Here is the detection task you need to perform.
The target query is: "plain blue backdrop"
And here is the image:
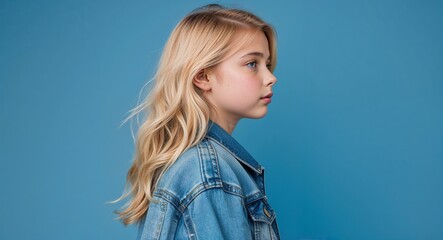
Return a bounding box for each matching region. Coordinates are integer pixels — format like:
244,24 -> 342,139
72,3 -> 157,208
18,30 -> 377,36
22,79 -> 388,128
1,0 -> 442,239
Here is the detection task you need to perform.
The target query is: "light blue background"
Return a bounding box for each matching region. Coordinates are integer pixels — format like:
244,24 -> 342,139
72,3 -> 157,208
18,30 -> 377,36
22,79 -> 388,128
1,0 -> 442,239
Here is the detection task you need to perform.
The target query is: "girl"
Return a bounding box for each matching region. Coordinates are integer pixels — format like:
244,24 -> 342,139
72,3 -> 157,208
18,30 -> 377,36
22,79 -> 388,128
117,4 -> 280,240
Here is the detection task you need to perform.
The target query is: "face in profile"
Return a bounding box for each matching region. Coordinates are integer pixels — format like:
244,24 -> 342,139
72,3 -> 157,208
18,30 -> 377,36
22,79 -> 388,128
204,29 -> 277,125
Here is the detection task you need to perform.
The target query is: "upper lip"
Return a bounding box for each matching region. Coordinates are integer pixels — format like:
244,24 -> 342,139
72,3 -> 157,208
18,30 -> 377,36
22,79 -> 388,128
262,92 -> 273,98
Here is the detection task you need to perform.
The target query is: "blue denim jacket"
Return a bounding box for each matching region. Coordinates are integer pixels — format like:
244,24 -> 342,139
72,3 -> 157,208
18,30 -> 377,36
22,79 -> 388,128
137,122 -> 280,240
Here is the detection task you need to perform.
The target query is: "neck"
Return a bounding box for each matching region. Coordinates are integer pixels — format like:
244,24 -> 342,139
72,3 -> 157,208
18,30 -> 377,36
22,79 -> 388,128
209,116 -> 239,134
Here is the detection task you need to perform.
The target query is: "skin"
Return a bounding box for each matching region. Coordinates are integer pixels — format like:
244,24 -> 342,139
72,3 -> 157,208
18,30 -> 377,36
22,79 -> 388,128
194,30 -> 277,134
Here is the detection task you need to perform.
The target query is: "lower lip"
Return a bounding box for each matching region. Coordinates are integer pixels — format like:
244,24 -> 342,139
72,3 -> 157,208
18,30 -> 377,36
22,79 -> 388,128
261,97 -> 272,103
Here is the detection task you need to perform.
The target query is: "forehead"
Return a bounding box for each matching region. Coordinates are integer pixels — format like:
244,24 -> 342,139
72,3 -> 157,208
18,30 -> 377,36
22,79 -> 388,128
227,29 -> 270,58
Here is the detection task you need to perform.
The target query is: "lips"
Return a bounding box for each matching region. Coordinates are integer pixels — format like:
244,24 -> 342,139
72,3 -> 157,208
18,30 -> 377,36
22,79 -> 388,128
262,93 -> 273,99
261,93 -> 273,103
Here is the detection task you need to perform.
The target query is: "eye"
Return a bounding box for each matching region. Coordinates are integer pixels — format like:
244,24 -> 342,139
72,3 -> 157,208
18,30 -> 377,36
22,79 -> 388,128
246,61 -> 257,69
266,63 -> 272,70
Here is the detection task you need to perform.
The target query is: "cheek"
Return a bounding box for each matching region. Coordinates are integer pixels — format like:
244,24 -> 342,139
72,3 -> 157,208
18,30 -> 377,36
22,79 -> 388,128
213,68 -> 261,98
230,77 -> 260,97
245,77 -> 262,88
238,76 -> 262,96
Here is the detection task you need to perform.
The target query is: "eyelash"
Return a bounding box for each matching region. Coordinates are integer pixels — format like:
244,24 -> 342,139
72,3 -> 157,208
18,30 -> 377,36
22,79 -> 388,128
246,61 -> 258,69
246,60 -> 272,70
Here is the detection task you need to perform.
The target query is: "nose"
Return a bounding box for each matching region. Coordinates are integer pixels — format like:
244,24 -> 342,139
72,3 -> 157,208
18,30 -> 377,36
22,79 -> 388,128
265,70 -> 277,86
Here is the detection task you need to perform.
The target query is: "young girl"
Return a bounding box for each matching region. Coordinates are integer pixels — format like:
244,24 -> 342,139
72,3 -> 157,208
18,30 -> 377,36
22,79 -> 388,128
117,4 -> 280,239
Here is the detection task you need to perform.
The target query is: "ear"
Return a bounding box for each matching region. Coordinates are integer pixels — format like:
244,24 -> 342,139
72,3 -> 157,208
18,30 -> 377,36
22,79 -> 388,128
193,69 -> 212,91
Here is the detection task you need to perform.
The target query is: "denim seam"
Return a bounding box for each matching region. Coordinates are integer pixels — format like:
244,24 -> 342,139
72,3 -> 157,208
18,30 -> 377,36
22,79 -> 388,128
197,139 -> 222,186
246,198 -> 276,224
154,189 -> 182,212
154,202 -> 167,239
206,136 -> 263,174
245,191 -> 265,204
182,208 -> 196,240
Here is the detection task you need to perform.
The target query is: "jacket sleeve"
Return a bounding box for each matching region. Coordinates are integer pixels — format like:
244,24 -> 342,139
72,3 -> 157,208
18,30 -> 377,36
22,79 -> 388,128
137,196 -> 173,240
182,187 -> 252,240
137,188 -> 252,240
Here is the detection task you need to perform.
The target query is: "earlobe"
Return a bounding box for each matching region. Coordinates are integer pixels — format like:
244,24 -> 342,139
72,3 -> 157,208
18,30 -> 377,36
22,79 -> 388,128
193,69 -> 212,91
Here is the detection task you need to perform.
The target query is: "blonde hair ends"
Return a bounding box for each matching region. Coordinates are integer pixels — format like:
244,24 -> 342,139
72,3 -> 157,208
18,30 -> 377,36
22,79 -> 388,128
115,4 -> 277,225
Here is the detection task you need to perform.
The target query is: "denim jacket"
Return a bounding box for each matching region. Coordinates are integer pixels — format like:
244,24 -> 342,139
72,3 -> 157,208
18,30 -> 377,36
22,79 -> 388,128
137,122 -> 280,240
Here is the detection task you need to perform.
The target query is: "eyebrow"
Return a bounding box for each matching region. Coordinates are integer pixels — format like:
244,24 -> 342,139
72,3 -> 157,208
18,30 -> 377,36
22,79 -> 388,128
240,52 -> 270,60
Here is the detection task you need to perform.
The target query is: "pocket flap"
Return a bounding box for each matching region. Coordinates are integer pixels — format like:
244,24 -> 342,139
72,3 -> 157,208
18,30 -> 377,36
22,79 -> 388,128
246,197 -> 276,224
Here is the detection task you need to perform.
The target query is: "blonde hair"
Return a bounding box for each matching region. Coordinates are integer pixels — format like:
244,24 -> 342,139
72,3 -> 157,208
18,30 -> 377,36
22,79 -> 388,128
116,4 -> 277,225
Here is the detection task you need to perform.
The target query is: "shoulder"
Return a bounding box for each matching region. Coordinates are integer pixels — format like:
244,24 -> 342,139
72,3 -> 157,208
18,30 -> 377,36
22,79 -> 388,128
153,138 -> 248,210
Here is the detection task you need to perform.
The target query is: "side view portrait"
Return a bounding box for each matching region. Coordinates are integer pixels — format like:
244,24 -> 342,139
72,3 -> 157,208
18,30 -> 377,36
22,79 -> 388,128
116,4 -> 280,239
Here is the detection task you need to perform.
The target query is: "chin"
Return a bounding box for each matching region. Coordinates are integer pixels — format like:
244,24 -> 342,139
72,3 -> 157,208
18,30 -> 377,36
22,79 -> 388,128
248,110 -> 268,119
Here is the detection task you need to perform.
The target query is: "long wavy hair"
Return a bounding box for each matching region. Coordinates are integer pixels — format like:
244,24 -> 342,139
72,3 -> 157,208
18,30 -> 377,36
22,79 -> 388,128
115,4 -> 277,225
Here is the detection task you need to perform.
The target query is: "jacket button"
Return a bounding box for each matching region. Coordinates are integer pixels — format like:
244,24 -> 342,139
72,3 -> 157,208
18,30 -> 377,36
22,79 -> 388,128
264,207 -> 271,218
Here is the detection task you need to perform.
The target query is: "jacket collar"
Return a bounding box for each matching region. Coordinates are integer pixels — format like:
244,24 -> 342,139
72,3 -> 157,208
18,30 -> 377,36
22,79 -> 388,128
206,121 -> 263,174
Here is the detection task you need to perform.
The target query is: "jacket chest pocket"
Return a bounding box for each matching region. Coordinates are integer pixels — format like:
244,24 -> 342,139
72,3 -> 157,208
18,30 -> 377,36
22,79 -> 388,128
246,197 -> 280,240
